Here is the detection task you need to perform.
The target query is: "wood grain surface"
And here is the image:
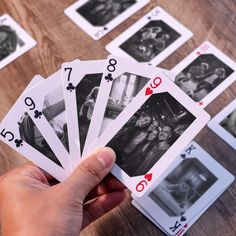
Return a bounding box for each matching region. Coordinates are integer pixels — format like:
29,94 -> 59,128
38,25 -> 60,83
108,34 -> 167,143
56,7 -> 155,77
0,0 -> 236,235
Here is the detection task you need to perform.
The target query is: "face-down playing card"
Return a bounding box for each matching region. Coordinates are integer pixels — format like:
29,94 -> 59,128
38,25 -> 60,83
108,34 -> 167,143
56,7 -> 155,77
208,99 -> 236,150
19,69 -> 73,173
64,0 -> 150,40
89,71 -> 210,196
106,6 -> 193,66
132,141 -> 234,236
0,76 -> 68,181
84,55 -> 172,157
0,14 -> 37,70
171,41 -> 236,108
61,59 -> 105,168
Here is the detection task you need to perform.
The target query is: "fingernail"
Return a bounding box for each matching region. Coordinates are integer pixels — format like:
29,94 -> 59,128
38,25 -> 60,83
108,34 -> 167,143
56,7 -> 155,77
97,147 -> 116,168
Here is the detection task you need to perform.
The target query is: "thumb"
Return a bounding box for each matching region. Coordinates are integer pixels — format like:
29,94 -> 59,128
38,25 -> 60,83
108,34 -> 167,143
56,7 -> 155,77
62,147 -> 116,200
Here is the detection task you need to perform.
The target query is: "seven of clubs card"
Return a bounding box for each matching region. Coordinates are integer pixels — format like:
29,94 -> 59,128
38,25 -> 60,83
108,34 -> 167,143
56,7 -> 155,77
84,55 -> 171,157
61,59 -> 105,168
208,99 -> 236,150
19,70 -> 73,173
171,41 -> 236,108
64,0 -> 150,40
0,76 -> 68,181
0,14 -> 36,70
106,7 -> 193,66
89,69 -> 210,196
132,142 -> 234,236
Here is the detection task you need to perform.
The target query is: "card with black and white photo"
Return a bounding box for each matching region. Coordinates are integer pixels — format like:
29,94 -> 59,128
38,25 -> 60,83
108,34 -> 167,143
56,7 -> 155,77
171,41 -> 236,108
0,14 -> 37,70
208,99 -> 236,150
61,59 -> 105,168
64,0 -> 150,40
89,70 -> 210,196
106,6 -> 193,66
83,55 -> 166,157
132,141 -> 234,235
0,76 -> 68,182
19,71 -> 72,173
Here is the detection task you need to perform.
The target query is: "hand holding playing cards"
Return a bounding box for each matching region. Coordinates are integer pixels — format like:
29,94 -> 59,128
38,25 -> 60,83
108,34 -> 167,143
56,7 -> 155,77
0,147 -> 126,236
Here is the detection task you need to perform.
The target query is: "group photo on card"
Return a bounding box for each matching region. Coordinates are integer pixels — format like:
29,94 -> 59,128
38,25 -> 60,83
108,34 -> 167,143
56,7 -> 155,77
107,92 -> 196,177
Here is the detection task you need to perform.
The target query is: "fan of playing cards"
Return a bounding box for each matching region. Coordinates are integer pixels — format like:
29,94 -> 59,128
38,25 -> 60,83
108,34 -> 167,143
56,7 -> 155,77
0,54 -> 234,235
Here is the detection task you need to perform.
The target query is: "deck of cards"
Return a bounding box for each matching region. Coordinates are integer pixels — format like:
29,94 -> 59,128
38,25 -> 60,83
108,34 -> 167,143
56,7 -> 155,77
1,3 -> 235,236
0,54 -> 234,235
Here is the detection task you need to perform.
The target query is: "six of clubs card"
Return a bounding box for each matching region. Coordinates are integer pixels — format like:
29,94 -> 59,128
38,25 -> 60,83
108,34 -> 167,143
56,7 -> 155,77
106,6 -> 193,66
132,142 -> 234,236
89,70 -> 210,196
19,71 -> 72,173
64,0 -> 150,40
0,14 -> 36,70
171,41 -> 236,108
0,76 -> 68,181
61,59 -> 105,168
84,55 -> 170,157
208,99 -> 236,150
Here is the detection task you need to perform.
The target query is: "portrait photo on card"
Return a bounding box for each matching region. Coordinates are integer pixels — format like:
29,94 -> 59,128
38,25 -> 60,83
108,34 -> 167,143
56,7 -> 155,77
0,22 -> 25,61
42,87 -> 69,152
76,73 -> 103,151
77,0 -> 137,27
220,108 -> 236,138
149,158 -> 217,216
100,72 -> 150,133
119,20 -> 181,63
18,112 -> 62,166
107,92 -> 196,177
174,54 -> 234,102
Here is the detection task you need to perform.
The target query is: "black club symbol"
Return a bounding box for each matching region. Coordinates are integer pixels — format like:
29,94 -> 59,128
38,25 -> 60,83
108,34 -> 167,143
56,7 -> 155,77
67,83 -> 75,92
105,73 -> 113,82
34,110 -> 42,119
15,139 -> 23,148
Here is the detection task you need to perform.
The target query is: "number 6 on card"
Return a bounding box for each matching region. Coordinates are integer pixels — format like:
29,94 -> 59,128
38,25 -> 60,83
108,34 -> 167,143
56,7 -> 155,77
89,71 -> 210,196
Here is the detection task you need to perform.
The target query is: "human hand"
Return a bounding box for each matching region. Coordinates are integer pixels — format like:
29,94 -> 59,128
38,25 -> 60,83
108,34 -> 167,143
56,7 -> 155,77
0,147 -> 126,236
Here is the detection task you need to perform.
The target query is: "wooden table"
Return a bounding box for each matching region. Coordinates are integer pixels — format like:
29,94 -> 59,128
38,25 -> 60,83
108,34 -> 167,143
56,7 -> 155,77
0,0 -> 236,235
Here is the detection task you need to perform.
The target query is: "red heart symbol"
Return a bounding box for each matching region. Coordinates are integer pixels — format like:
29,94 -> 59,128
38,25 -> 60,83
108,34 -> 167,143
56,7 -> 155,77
144,173 -> 152,182
145,87 -> 153,96
198,101 -> 203,106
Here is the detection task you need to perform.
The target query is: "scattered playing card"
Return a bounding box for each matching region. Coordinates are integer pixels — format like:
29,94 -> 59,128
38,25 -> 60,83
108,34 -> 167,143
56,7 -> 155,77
171,41 -> 236,108
61,59 -> 105,168
19,71 -> 72,173
89,70 -> 210,196
132,141 -> 234,235
0,76 -> 68,181
84,55 -> 170,157
208,99 -> 236,150
106,6 -> 193,65
64,0 -> 150,40
0,14 -> 37,70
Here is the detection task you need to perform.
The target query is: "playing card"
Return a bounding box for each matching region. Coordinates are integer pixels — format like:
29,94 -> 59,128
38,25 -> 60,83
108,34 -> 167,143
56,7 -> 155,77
64,0 -> 150,40
61,59 -> 105,168
132,199 -> 208,236
84,55 -> 171,156
0,76 -> 68,182
19,70 -> 72,173
106,6 -> 193,66
89,70 -> 210,196
171,41 -> 236,108
0,14 -> 37,70
208,99 -> 236,150
132,141 -> 234,235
